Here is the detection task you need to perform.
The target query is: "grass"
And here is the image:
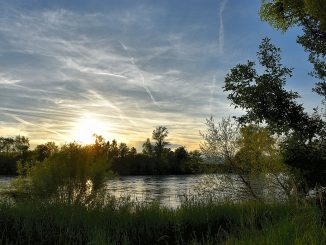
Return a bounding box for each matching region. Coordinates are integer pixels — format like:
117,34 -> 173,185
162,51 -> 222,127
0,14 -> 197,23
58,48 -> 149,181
0,197 -> 325,244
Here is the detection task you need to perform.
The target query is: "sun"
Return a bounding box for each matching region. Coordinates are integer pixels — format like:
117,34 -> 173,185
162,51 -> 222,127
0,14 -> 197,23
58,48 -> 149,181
70,114 -> 109,144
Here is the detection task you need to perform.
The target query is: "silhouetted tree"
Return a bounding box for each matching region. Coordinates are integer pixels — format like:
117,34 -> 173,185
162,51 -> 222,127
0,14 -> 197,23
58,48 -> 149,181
174,146 -> 189,173
0,137 -> 15,154
0,136 -> 31,175
186,150 -> 203,173
142,138 -> 154,157
108,139 -> 119,159
118,143 -> 129,158
152,126 -> 169,160
34,142 -> 58,162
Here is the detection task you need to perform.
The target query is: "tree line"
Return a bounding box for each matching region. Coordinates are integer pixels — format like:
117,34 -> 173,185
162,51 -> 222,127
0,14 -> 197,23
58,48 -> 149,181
0,127 -> 220,177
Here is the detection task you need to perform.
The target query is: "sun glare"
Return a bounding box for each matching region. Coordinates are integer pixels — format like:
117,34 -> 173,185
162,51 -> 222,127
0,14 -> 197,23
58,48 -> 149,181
70,114 -> 109,144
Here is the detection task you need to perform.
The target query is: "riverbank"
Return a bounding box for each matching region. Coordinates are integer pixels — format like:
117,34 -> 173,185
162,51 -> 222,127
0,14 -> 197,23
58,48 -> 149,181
0,198 -> 324,244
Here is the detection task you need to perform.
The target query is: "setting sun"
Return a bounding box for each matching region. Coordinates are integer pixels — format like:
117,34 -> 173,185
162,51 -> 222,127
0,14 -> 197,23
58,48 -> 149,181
70,114 -> 109,144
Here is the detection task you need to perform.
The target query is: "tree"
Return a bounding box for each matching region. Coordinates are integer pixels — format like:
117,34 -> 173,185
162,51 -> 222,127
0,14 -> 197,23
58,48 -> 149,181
34,142 -> 58,162
118,143 -> 129,158
186,150 -> 203,173
15,142 -> 111,205
174,146 -> 189,163
282,130 -> 326,189
14,136 -> 30,155
174,146 -> 189,173
260,0 -> 326,95
224,38 -> 323,140
0,136 -> 30,155
235,125 -> 282,174
0,137 -> 15,154
108,139 -> 119,159
142,138 -> 153,157
152,126 -> 169,160
200,116 -> 239,164
200,117 -> 291,201
224,38 -> 326,189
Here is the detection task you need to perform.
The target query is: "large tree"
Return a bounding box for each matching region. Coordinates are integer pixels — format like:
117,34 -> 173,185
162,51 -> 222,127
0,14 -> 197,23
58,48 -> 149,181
224,38 -> 323,140
260,0 -> 326,96
224,38 -> 326,188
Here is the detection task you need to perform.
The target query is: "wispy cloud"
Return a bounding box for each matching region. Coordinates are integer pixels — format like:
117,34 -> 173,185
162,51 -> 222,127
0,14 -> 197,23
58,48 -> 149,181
0,2 -> 241,150
0,73 -> 21,85
218,0 -> 228,55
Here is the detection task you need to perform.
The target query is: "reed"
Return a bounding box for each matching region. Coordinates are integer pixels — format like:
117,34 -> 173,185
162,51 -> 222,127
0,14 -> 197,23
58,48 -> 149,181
0,197 -> 324,244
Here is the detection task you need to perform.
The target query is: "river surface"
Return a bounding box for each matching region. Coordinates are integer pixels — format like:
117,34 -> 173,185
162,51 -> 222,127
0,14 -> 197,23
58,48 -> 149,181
0,174 -> 286,208
106,175 -> 210,207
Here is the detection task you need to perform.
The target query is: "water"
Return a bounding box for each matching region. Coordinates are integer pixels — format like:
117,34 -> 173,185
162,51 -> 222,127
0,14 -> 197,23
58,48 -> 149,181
106,175 -> 209,207
0,175 -> 223,207
0,174 -> 288,208
0,176 -> 13,191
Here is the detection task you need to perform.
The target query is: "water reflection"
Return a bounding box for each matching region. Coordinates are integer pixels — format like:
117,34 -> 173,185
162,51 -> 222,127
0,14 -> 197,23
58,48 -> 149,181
105,174 -> 289,208
0,174 -> 288,208
106,175 -> 215,208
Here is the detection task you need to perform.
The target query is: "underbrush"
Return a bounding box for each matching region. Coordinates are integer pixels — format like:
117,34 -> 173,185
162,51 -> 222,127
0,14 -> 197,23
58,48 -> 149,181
0,197 -> 324,244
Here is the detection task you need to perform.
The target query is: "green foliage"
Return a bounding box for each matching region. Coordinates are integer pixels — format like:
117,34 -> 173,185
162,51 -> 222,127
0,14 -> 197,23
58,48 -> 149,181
234,125 -> 284,175
200,116 -> 292,200
0,199 -> 324,244
260,0 -> 326,94
200,117 -> 285,175
0,131 -> 207,177
260,0 -> 326,32
224,38 -> 317,137
0,136 -> 30,154
282,131 -> 326,188
224,38 -> 326,189
34,142 -> 58,162
111,126 -> 206,175
0,136 -> 31,175
14,142 -> 112,205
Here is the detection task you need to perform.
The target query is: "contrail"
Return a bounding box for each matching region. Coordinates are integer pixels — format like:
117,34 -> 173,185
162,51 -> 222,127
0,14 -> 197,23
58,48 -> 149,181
218,0 -> 228,55
208,0 -> 228,117
87,90 -> 137,126
63,58 -> 128,79
209,74 -> 216,114
119,41 -> 159,107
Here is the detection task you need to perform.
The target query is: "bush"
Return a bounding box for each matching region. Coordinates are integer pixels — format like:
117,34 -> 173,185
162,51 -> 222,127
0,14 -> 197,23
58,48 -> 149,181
13,143 -> 112,205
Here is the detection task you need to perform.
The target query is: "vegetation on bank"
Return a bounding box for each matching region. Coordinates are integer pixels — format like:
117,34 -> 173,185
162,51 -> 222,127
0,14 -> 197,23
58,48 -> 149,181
0,129 -> 221,177
0,198 -> 324,245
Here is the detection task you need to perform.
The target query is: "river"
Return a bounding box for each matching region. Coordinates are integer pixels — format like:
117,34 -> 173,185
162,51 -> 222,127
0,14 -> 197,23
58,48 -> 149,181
0,174 -> 287,208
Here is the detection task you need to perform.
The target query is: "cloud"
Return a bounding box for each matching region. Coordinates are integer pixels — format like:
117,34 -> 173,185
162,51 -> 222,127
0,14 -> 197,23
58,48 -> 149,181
0,2 -> 237,149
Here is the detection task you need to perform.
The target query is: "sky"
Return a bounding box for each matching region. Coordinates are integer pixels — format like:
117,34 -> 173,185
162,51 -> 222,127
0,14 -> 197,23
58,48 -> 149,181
0,0 -> 322,151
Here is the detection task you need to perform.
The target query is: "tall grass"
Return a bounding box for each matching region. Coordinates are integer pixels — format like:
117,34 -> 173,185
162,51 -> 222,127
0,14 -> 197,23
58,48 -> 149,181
0,197 -> 324,244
